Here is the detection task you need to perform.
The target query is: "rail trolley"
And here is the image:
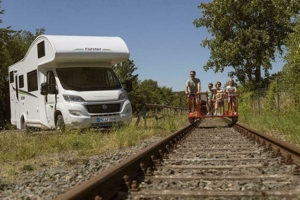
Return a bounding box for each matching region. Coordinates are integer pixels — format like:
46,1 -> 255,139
187,92 -> 238,125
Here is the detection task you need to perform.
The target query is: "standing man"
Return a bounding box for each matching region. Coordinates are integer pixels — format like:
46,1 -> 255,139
185,70 -> 201,113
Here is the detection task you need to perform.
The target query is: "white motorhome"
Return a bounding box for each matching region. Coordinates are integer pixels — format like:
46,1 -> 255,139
9,35 -> 133,130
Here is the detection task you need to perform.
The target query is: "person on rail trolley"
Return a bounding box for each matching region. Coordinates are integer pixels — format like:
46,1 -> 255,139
226,78 -> 237,115
213,81 -> 224,115
185,70 -> 201,113
206,83 -> 215,115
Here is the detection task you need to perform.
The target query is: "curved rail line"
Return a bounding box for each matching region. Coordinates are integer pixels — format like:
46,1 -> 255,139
54,118 -> 300,200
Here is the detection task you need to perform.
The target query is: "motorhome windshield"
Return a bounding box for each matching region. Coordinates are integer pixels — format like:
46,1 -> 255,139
56,67 -> 122,91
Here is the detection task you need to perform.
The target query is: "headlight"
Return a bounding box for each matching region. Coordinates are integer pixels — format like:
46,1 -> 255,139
119,92 -> 128,100
63,95 -> 86,102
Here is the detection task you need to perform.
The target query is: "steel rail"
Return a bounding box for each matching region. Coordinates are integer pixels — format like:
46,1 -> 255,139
54,122 -> 198,200
54,119 -> 300,199
232,120 -> 300,167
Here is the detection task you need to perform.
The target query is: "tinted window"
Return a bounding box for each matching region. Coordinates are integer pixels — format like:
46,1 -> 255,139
37,41 -> 45,58
27,70 -> 38,92
19,75 -> 24,88
10,71 -> 14,83
56,67 -> 121,91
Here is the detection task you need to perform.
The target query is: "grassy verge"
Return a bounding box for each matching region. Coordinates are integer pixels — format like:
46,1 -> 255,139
238,106 -> 300,147
0,114 -> 187,182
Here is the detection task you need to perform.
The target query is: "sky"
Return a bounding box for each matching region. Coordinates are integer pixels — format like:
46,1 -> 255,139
1,0 -> 284,92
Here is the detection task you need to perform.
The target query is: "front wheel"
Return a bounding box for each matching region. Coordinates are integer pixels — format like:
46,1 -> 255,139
56,114 -> 65,132
228,117 -> 238,127
188,118 -> 194,124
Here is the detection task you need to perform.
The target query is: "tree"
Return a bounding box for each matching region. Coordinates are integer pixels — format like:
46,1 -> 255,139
282,16 -> 300,105
193,0 -> 300,90
113,60 -> 140,112
0,29 -> 45,128
137,79 -> 175,107
0,0 -> 45,127
113,60 -> 138,83
0,1 -> 14,127
138,79 -> 162,105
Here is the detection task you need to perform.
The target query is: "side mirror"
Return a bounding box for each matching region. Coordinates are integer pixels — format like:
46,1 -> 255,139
125,80 -> 132,92
40,82 -> 48,95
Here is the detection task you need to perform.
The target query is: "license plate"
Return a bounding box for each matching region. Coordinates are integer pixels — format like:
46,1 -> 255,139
97,117 -> 116,122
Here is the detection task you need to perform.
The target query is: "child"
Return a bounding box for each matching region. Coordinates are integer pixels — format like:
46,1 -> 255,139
213,81 -> 224,115
226,78 -> 237,114
206,83 -> 215,115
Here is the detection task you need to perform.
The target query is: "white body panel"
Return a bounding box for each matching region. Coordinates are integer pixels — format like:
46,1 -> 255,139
8,35 -> 132,129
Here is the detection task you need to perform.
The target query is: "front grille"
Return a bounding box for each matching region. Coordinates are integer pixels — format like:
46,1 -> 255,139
86,104 -> 121,113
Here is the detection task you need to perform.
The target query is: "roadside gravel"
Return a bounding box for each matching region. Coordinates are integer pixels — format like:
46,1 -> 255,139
0,134 -> 165,200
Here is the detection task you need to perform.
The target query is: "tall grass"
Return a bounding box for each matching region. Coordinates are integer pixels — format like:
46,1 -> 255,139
0,114 -> 187,163
238,92 -> 300,146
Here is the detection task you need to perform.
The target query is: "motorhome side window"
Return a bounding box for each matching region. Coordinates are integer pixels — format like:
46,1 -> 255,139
27,70 -> 38,92
19,75 -> 24,88
9,71 -> 14,83
37,41 -> 45,58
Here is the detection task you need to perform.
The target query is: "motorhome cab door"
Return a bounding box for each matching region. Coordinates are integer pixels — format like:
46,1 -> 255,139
45,70 -> 57,127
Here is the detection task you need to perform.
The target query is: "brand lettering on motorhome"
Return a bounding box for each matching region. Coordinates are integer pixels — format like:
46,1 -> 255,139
85,47 -> 102,51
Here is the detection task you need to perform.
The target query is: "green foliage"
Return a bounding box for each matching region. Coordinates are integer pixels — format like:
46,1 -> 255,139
173,91 -> 186,108
264,80 -> 280,112
0,0 -> 45,127
113,60 -> 183,113
113,59 -> 138,84
113,60 -> 141,112
282,16 -> 300,105
137,79 -> 175,109
194,0 -> 300,89
0,2 -> 45,127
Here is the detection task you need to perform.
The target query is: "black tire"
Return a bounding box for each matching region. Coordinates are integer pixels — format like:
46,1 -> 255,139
20,117 -> 27,130
56,114 -> 65,131
188,118 -> 194,124
228,117 -> 238,127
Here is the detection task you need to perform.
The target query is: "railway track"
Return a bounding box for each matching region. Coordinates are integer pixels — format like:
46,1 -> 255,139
55,118 -> 300,200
